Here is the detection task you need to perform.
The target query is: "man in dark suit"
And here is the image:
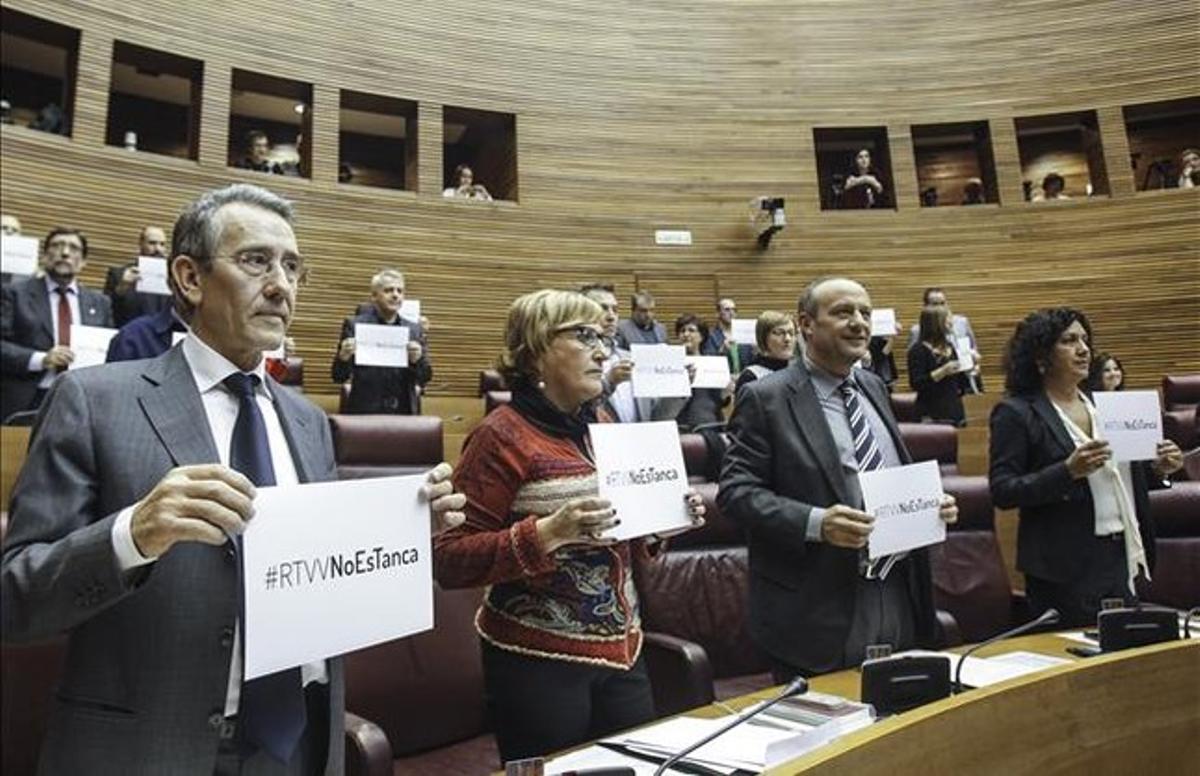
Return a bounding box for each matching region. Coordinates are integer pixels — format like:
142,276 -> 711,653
1,184 -> 465,775
719,276 -> 957,679
332,268 -> 431,415
104,225 -> 173,327
1,227 -> 113,422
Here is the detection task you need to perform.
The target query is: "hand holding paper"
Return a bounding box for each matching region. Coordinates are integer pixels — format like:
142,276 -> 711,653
1093,390 -> 1163,462
354,322 -> 410,367
630,344 -> 690,398
859,460 -> 947,560
590,421 -> 691,541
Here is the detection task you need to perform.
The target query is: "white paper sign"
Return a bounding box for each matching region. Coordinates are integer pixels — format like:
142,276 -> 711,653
1,235 -> 39,277
954,337 -> 975,372
71,325 -> 118,368
860,460 -> 946,560
136,256 -> 171,295
242,474 -> 433,679
685,355 -> 732,389
731,318 -> 757,344
590,421 -> 690,542
355,322 -> 410,367
870,308 -> 898,336
399,299 -> 421,323
630,344 -> 691,398
1094,390 -> 1163,462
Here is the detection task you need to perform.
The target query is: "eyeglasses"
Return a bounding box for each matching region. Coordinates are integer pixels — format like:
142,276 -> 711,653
211,250 -> 308,285
46,240 -> 83,255
557,325 -> 610,354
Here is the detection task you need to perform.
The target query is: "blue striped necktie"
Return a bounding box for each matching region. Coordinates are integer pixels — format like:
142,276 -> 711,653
838,379 -> 899,579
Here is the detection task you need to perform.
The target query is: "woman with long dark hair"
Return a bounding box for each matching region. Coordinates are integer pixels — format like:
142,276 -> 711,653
907,305 -> 968,426
842,148 -> 885,209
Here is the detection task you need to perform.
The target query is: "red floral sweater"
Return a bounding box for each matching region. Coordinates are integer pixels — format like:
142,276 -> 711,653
433,405 -> 653,669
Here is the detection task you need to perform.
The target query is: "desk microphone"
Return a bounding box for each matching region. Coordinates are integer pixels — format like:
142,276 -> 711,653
953,608 -> 1060,694
651,676 -> 808,776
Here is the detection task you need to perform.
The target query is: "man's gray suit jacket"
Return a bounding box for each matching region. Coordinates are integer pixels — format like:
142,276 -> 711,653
0,346 -> 345,775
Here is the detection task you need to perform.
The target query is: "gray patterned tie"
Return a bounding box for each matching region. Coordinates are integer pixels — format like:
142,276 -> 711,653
839,379 -> 898,579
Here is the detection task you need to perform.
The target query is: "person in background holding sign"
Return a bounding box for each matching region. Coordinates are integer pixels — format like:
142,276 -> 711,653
989,308 -> 1182,628
719,276 -> 957,680
616,290 -> 667,349
0,184 -> 465,774
907,305 -> 969,427
332,268 -> 431,415
434,289 -> 705,762
702,297 -> 753,373
673,313 -> 729,431
1086,352 -> 1126,394
1,227 -> 112,422
734,310 -> 795,394
104,226 -> 173,326
908,287 -> 982,393
2,212 -> 30,286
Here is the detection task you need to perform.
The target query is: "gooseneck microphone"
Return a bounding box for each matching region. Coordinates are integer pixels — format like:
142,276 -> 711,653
652,676 -> 808,776
953,608 -> 1061,694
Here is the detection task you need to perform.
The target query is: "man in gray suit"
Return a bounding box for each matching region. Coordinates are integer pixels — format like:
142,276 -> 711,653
1,184 -> 465,775
1,227 -> 113,422
719,276 -> 957,679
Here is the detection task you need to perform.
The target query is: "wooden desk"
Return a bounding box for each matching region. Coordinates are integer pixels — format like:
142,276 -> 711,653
0,426 -> 31,508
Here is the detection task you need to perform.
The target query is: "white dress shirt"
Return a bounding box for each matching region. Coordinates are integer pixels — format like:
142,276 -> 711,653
112,333 -> 327,716
29,276 -> 82,388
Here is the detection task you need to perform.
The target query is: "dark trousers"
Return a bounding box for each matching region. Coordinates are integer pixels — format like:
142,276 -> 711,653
213,683 -> 330,776
1026,533 -> 1132,629
481,640 -> 656,762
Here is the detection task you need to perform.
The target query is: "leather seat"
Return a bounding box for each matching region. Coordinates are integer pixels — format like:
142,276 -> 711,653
478,369 -> 506,396
1137,482 -> 1200,610
680,433 -> 712,483
1162,407 -> 1198,452
890,392 -> 919,423
327,414 -> 444,479
898,422 -> 960,475
1161,374 -> 1200,412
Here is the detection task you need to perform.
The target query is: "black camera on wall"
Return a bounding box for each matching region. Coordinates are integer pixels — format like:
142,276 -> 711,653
751,196 -> 786,248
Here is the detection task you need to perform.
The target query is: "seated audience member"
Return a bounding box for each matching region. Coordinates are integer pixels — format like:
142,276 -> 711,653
236,129 -> 284,174
1179,147 -> 1200,189
0,183 -> 465,773
735,310 -> 795,393
908,305 -> 968,426
989,308 -> 1182,627
433,289 -> 705,761
864,333 -> 901,393
106,298 -> 189,363
104,225 -> 174,326
962,177 -> 986,205
702,297 -> 753,372
1034,172 -> 1070,201
332,268 -> 431,414
442,163 -> 493,200
908,286 -> 982,393
616,290 -> 667,348
1,227 -> 113,422
842,148 -> 885,209
1086,352 -> 1125,393
674,313 -> 729,430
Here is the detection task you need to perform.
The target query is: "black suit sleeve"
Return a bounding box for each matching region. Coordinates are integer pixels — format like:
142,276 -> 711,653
1,283 -> 37,376
988,400 -> 1077,509
331,317 -> 355,383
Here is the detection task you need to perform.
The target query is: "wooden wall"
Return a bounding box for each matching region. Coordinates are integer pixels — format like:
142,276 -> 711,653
1,0 -> 1198,400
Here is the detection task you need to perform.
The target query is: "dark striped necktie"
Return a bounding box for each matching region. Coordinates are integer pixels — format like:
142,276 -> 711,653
839,379 -> 898,579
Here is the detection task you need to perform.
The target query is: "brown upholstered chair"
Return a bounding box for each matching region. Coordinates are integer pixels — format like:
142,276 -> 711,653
1183,448 -> 1200,482
1162,374 -> 1200,411
679,433 -> 712,483
478,369 -> 506,397
1162,407 -> 1198,452
898,422 -> 960,475
890,392 -> 919,423
1137,482 -> 1200,610
327,414 -> 444,479
483,390 -> 512,415
928,475 -> 1022,643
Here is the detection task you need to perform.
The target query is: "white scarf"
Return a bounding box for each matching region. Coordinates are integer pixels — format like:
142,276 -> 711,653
1051,392 -> 1148,594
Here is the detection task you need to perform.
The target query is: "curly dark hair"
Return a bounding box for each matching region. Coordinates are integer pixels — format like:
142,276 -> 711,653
1002,307 -> 1093,396
1087,352 -> 1125,392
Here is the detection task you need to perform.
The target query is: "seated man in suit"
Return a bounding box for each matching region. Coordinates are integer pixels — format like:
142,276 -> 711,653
332,268 -> 431,415
1,227 -> 113,422
719,276 -> 957,679
1,183 -> 466,775
104,226 -> 174,327
615,290 -> 667,349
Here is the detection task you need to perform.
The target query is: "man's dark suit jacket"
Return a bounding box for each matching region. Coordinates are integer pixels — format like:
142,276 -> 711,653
0,276 -> 113,421
332,308 -> 431,415
0,346 -> 344,774
106,304 -> 185,363
718,360 -> 936,676
104,263 -> 172,327
989,393 -> 1157,585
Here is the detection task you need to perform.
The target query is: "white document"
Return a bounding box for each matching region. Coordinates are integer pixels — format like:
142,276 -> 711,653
870,308 -> 898,336
731,318 -> 757,344
399,299 -> 420,323
685,355 -> 732,389
630,344 -> 691,398
590,421 -> 690,542
894,649 -> 1070,689
354,322 -> 409,367
171,331 -> 187,347
136,256 -> 171,295
241,474 -> 433,679
70,325 -> 119,368
604,716 -> 792,773
954,337 -> 975,372
1,234 -> 39,277
1094,390 -> 1163,462
860,460 -> 946,560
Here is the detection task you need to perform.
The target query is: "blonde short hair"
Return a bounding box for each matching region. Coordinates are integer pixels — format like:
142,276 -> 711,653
499,289 -> 604,384
371,268 -> 405,290
756,310 -> 794,351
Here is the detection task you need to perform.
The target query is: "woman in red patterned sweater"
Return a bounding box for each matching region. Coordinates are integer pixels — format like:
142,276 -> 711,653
434,289 -> 706,761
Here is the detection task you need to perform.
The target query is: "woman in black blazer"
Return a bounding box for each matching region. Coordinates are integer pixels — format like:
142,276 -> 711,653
989,308 -> 1183,627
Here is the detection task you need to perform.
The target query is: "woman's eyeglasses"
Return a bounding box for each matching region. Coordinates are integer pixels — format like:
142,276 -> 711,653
558,325 -> 610,354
